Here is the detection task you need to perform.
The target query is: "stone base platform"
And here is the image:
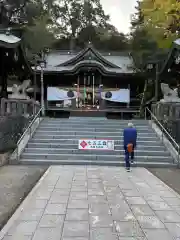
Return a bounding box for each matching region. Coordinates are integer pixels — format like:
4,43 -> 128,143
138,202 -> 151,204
1,166 -> 180,240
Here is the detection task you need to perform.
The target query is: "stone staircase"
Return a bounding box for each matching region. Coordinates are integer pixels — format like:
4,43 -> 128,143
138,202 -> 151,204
20,117 -> 176,167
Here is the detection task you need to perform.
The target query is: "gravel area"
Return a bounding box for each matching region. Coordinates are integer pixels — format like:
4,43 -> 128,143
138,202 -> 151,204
147,168 -> 180,195
0,165 -> 47,230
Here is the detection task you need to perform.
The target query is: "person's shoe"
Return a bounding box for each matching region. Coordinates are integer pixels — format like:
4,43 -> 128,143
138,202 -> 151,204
126,168 -> 131,172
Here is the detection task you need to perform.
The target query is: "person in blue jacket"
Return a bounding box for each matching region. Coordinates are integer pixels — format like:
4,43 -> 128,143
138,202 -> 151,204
123,122 -> 137,172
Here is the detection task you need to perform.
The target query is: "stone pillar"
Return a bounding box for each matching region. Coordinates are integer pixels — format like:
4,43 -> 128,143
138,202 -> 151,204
100,99 -> 106,110
71,98 -> 76,109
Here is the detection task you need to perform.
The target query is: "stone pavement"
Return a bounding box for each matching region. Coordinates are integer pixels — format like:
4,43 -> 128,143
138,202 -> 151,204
1,167 -> 180,240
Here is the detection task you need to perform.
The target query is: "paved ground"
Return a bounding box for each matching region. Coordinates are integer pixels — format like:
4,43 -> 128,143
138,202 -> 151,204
0,166 -> 47,230
1,166 -> 180,239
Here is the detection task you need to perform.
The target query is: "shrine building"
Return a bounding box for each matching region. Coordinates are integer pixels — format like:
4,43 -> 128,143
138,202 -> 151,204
35,43 -> 145,117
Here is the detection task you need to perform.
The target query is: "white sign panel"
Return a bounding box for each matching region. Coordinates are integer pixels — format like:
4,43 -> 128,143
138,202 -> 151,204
101,89 -> 130,103
47,87 -> 77,101
79,139 -> 114,150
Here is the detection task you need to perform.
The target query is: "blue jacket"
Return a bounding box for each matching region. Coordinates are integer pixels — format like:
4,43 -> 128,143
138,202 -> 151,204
123,127 -> 137,147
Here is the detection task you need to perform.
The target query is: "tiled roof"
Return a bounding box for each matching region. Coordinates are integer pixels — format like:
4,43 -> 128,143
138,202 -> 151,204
45,51 -> 77,67
0,33 -> 21,48
37,60 -> 134,74
39,60 -> 134,73
43,45 -> 134,74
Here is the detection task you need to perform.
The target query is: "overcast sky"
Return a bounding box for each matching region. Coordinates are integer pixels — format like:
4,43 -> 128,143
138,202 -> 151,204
101,0 -> 137,34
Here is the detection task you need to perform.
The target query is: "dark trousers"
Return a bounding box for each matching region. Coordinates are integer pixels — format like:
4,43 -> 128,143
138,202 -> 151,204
124,145 -> 134,169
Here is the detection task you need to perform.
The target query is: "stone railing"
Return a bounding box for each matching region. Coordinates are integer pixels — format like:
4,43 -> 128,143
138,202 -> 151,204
0,98 -> 40,116
0,98 -> 40,154
152,102 -> 180,143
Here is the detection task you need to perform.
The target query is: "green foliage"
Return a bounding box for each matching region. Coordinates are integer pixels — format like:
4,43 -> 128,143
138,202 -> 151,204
52,0 -> 129,50
130,1 -> 159,69
129,0 -> 180,69
23,15 -> 55,54
140,0 -> 180,48
3,0 -> 130,53
54,0 -> 110,38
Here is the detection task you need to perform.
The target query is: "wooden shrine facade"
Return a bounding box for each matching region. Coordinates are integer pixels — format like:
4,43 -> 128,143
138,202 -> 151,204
35,43 -> 144,115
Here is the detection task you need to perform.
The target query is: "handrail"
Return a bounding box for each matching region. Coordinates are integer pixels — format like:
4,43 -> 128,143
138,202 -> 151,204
11,108 -> 42,162
145,107 -> 180,166
17,108 -> 42,145
146,107 -> 179,148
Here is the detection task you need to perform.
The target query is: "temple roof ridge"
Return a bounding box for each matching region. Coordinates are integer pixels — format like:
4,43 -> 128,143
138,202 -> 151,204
55,44 -> 121,68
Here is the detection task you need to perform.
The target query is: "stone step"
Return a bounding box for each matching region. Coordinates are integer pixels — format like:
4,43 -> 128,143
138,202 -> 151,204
35,130 -> 156,136
40,123 -> 149,127
19,117 -> 175,168
41,122 -> 150,126
24,148 -> 170,157
69,117 -> 107,119
38,127 -> 154,132
27,143 -> 165,150
21,153 -> 172,162
42,118 -> 149,123
19,159 -> 176,168
32,134 -> 158,140
43,118 -> 148,122
43,118 -> 147,122
29,138 -> 162,145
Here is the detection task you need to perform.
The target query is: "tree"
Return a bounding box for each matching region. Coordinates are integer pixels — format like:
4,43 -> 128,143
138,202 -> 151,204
1,0 -> 130,54
130,1 -> 158,69
1,0 -> 55,26
140,0 -> 180,48
0,0 -> 27,27
53,0 -> 111,50
23,15 -> 55,55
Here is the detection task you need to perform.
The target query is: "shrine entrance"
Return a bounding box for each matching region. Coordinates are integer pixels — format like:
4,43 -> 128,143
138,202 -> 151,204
76,71 -> 102,109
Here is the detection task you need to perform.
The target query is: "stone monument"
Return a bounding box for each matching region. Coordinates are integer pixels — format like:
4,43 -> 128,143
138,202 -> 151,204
160,83 -> 180,103
8,80 -> 31,99
152,83 -> 180,143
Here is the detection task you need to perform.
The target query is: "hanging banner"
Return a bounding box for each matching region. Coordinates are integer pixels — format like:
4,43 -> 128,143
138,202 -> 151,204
79,139 -> 114,150
47,87 -> 77,101
101,89 -> 130,103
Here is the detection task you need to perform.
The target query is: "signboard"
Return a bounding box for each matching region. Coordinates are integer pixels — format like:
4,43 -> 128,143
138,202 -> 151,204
79,139 -> 114,150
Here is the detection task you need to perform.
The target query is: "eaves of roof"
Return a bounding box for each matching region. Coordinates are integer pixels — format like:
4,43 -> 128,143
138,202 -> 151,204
0,33 -> 21,48
36,60 -> 135,75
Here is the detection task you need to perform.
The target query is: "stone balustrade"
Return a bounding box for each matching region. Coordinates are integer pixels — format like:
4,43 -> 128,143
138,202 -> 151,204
152,102 -> 180,143
0,98 -> 40,116
0,98 -> 40,154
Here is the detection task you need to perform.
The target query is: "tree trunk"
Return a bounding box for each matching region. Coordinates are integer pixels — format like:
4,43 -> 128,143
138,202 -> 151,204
70,36 -> 75,52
